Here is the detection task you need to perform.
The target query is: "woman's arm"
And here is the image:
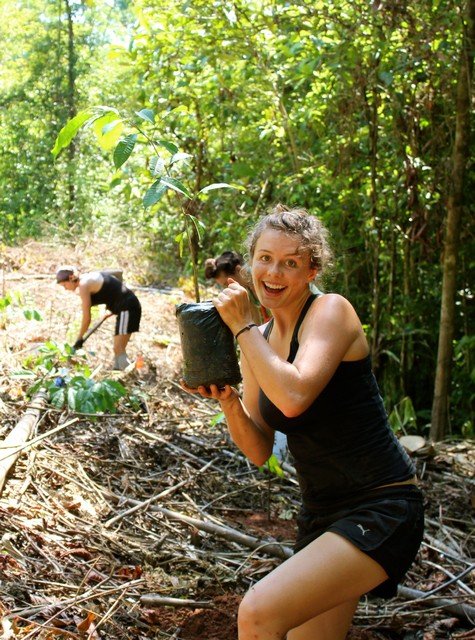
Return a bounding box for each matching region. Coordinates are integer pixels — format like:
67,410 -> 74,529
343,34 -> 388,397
76,281 -> 92,340
224,351 -> 275,465
181,342 -> 275,467
216,285 -> 366,418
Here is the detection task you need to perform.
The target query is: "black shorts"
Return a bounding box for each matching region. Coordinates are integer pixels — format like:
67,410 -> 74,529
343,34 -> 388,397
294,485 -> 424,598
114,297 -> 141,335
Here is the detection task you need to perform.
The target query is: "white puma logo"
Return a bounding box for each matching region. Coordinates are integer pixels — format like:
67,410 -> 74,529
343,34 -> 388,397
357,524 -> 370,536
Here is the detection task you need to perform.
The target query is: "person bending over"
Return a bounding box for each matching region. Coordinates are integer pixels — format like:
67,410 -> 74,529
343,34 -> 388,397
56,266 -> 141,371
184,205 -> 424,640
204,250 -> 270,324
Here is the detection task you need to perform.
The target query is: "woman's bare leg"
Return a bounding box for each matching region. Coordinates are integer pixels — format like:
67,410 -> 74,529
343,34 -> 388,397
113,334 -> 132,369
238,532 -> 388,640
287,598 -> 359,640
113,333 -> 131,356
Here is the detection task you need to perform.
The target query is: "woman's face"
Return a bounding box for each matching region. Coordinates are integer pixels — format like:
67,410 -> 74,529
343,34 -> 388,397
58,278 -> 77,291
251,229 -> 316,309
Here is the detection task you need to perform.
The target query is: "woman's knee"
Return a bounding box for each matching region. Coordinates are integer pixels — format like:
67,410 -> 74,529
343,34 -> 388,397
238,588 -> 286,638
238,589 -> 260,630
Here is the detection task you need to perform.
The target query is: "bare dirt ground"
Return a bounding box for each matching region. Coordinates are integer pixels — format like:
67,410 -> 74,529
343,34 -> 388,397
0,239 -> 474,639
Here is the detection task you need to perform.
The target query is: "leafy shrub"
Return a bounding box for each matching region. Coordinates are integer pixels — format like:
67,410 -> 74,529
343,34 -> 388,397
388,396 -> 418,434
48,376 -> 126,413
23,341 -> 126,414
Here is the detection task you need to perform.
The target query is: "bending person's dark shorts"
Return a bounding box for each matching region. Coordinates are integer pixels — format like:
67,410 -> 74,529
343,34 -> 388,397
294,484 -> 424,598
114,295 -> 141,335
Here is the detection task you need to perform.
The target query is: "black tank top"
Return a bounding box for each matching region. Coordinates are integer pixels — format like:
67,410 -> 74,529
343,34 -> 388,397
258,294 -> 415,509
90,273 -> 134,314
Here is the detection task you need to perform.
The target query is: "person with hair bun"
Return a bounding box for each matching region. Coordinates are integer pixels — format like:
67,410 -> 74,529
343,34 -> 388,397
204,250 -> 270,324
55,266 -> 141,370
184,204 -> 424,639
204,250 -> 244,287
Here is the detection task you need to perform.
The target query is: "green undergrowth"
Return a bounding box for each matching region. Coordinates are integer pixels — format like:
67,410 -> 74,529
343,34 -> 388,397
16,341 -> 128,414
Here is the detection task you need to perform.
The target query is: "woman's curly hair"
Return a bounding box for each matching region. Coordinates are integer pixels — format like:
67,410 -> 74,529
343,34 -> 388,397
246,204 -> 333,277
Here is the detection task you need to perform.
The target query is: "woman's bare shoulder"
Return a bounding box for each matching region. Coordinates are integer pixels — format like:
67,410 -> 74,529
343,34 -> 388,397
304,293 -> 363,335
79,271 -> 103,292
311,292 -> 356,315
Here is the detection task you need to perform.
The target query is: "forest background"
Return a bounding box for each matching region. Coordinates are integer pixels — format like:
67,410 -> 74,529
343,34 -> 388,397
0,0 -> 473,442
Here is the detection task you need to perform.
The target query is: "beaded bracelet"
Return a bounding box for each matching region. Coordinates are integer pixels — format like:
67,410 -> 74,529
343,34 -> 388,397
234,323 -> 257,339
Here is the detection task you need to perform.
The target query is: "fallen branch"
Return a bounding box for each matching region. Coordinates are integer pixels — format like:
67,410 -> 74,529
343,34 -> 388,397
0,390 -> 47,495
397,585 -> 475,623
0,416 -> 79,461
140,595 -> 214,609
145,504 -> 293,560
10,579 -> 144,619
160,507 -> 293,560
101,487 -> 293,560
424,559 -> 475,595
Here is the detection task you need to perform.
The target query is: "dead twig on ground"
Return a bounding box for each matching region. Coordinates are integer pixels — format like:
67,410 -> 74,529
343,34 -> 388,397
140,595 -> 213,609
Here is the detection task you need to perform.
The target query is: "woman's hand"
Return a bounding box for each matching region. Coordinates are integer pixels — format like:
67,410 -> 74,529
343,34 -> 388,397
213,278 -> 254,335
180,381 -> 238,404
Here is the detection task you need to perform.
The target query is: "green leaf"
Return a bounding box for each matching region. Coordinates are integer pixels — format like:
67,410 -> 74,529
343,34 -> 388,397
198,182 -> 236,194
102,119 -> 123,134
174,232 -> 185,256
170,152 -> 192,165
210,411 -> 225,427
136,108 -> 155,123
401,397 -> 417,426
81,399 -> 96,414
23,309 -> 43,321
149,156 -> 165,177
186,214 -> 205,241
113,134 -> 138,169
0,296 -> 11,310
158,139 -> 179,154
259,454 -> 285,477
74,388 -> 90,411
49,386 -> 66,409
102,379 -> 126,395
379,349 -> 400,364
265,454 -> 285,477
13,369 -> 36,378
143,179 -> 168,208
388,408 -> 400,432
109,177 -> 122,189
379,71 -> 393,86
230,161 -> 255,178
123,184 -> 132,200
92,115 -> 124,150
51,109 -> 95,157
67,387 -> 78,410
161,176 -> 192,198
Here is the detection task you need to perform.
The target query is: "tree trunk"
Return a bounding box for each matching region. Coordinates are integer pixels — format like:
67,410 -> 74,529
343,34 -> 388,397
430,0 -> 475,441
362,80 -> 382,366
65,0 -> 77,217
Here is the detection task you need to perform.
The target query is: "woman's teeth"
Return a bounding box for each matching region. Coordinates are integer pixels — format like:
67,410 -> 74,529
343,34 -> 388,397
264,282 -> 285,291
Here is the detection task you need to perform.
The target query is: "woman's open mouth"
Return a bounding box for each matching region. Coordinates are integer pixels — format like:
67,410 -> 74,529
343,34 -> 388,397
263,282 -> 286,295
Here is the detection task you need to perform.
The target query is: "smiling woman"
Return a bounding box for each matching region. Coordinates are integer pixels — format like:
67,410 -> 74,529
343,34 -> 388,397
182,203 -> 424,640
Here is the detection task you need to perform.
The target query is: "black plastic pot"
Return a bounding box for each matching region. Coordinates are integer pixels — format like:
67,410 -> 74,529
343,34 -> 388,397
176,301 -> 242,388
